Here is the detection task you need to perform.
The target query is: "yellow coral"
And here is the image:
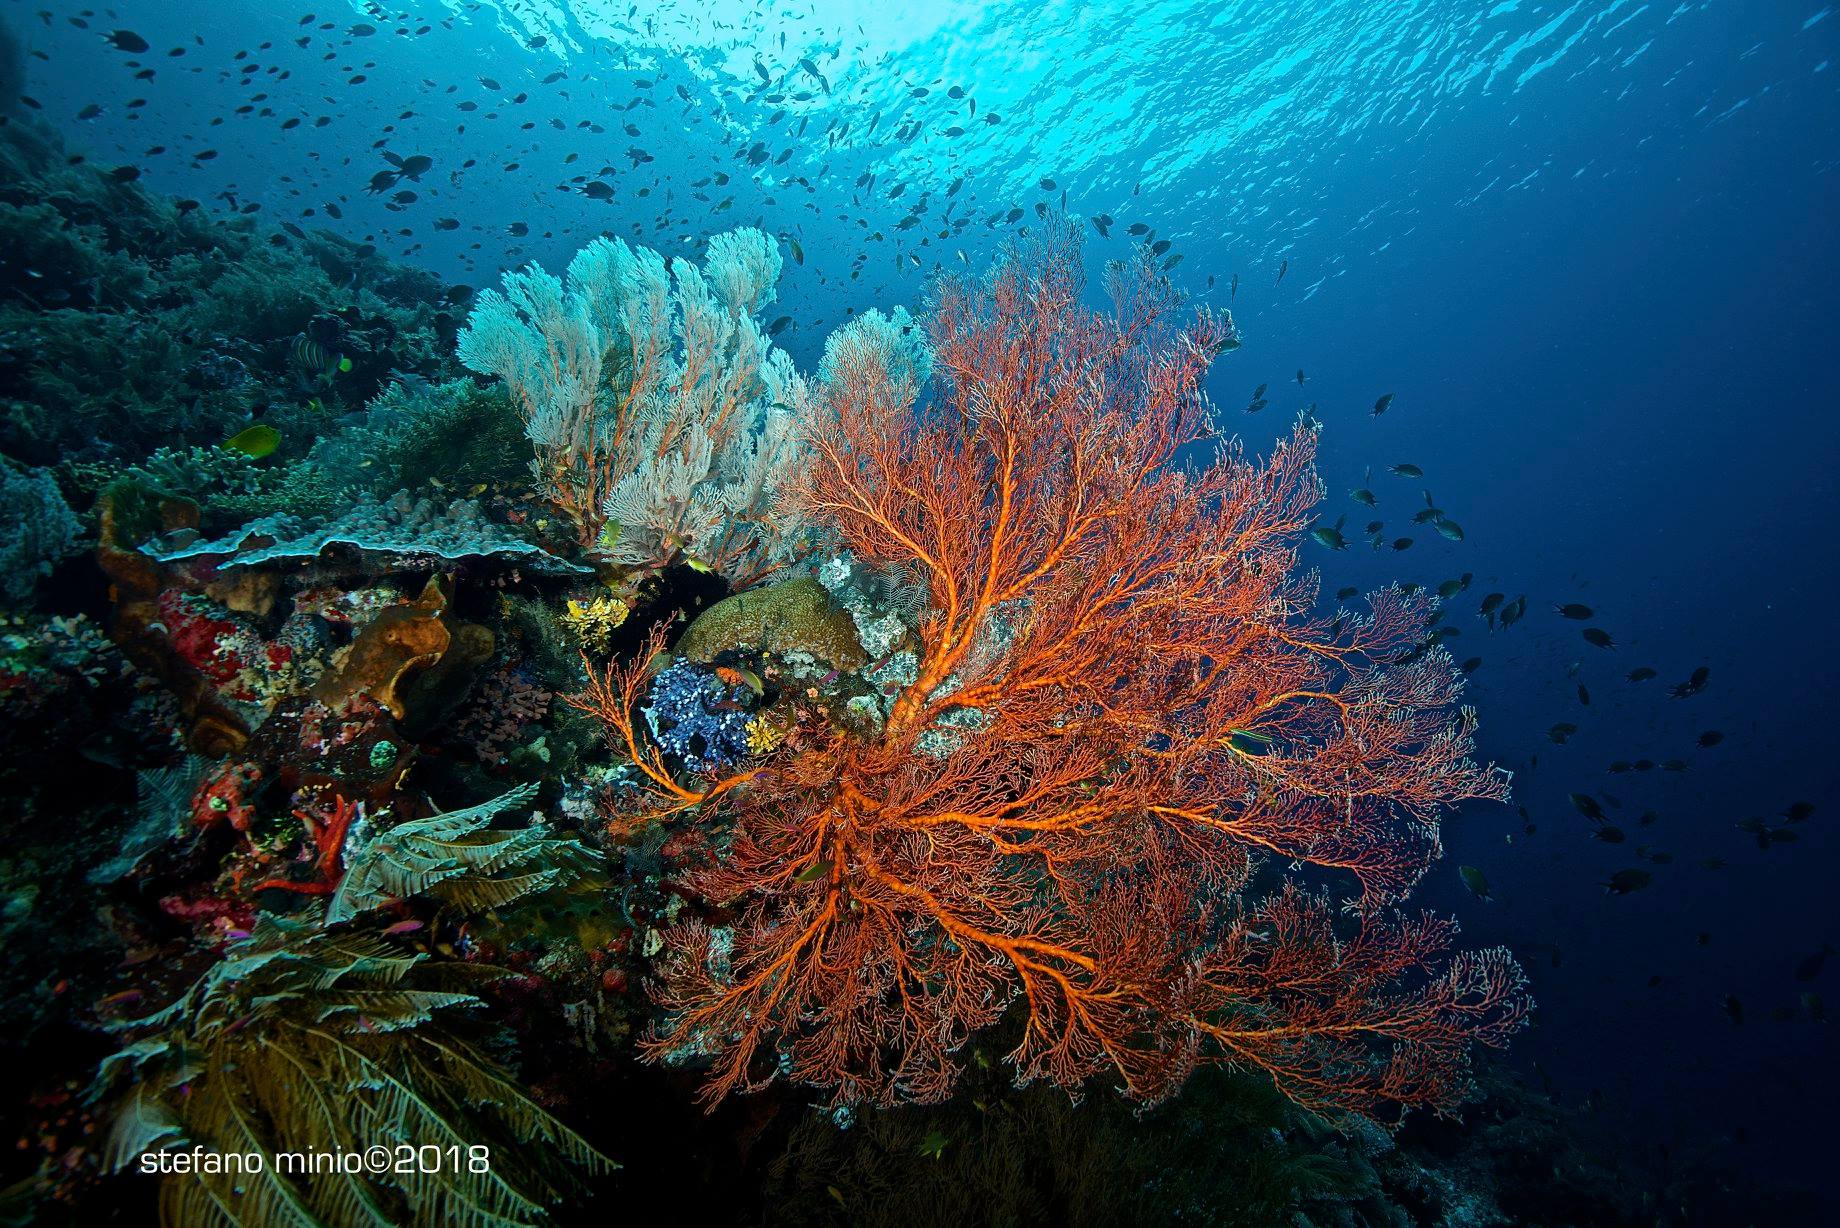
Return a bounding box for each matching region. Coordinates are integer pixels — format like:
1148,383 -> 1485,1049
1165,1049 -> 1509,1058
561,594 -> 629,655
744,712 -> 787,755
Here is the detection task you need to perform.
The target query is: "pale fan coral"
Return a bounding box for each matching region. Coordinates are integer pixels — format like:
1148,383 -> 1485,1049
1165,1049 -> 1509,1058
456,228 -> 808,583
812,305 -> 932,418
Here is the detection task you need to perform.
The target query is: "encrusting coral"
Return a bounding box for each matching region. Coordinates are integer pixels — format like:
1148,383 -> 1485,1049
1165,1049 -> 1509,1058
573,226 -> 1530,1121
308,575 -> 494,731
673,574 -> 868,672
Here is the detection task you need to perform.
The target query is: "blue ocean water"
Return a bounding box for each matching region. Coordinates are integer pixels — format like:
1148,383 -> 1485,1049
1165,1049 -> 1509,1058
7,0 -> 1838,1215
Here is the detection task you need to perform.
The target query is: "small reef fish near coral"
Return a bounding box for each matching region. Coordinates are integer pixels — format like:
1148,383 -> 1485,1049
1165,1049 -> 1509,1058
0,3 -> 1834,1226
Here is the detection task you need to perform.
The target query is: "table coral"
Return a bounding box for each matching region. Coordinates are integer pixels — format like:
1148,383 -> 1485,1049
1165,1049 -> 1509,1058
143,489 -> 589,575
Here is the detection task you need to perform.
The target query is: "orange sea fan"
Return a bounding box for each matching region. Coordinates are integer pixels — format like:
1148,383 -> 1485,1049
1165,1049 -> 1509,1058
576,222 -> 1527,1121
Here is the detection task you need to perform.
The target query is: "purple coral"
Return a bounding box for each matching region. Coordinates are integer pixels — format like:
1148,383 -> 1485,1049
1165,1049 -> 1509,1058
454,664 -> 551,766
640,659 -> 751,773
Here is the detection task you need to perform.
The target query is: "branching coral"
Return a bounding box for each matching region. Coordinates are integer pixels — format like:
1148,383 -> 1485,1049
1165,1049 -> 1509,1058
256,790 -> 361,898
305,377 -> 530,497
453,664 -> 553,766
559,593 -> 628,656
0,112 -> 455,472
456,228 -> 807,579
575,226 -> 1526,1123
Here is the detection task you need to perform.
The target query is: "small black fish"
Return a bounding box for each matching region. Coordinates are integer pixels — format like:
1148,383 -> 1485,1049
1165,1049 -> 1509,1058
1310,516 -> 1348,551
1372,392 -> 1394,416
1696,730 -> 1724,748
1795,945 -> 1833,982
1570,792 -> 1606,822
1582,628 -> 1615,649
105,29 -> 151,54
1720,993 -> 1743,1025
1555,603 -> 1594,619
1626,667 -> 1657,682
383,151 -> 433,180
1603,868 -> 1653,895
